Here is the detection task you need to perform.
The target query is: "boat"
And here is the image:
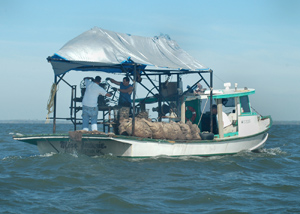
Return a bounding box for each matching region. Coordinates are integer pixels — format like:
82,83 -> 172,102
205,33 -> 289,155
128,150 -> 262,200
13,27 -> 272,158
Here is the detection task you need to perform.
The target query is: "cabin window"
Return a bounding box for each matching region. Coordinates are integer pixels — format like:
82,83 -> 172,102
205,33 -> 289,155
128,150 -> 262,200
222,98 -> 235,107
240,96 -> 250,113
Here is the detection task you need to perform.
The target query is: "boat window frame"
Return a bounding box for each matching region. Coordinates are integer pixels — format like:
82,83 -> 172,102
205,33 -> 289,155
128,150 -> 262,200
239,95 -> 251,115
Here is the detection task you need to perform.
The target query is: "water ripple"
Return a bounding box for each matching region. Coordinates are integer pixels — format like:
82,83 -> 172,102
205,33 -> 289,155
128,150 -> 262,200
1,123 -> 300,213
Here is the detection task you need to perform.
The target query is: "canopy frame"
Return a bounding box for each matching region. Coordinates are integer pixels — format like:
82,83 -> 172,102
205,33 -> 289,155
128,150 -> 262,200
49,63 -> 214,134
47,27 -> 214,134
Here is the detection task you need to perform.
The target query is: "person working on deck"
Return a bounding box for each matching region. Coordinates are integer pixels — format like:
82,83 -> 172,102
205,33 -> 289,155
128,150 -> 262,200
106,77 -> 133,107
212,104 -> 236,133
82,76 -> 112,131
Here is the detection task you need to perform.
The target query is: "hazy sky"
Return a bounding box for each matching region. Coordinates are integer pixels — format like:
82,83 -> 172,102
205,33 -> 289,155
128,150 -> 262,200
1,0 -> 299,121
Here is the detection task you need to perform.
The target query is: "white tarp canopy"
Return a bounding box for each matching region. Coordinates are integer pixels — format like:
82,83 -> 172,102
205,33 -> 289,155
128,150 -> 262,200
47,27 -> 209,75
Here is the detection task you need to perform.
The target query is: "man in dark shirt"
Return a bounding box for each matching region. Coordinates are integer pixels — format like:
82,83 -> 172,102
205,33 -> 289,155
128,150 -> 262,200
107,77 -> 133,107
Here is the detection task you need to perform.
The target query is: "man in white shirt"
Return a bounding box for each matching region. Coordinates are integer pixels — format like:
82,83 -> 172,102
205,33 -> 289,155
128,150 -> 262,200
212,104 -> 236,134
82,76 -> 111,131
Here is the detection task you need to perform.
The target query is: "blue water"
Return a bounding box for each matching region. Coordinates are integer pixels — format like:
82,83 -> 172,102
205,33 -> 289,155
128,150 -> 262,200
1,123 -> 300,213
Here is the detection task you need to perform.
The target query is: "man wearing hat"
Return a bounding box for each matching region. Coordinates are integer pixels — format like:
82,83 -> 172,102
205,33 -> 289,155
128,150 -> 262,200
82,76 -> 111,131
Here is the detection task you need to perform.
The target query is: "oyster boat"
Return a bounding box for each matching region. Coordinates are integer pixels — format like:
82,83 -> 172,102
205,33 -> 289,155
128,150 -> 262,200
13,27 -> 272,157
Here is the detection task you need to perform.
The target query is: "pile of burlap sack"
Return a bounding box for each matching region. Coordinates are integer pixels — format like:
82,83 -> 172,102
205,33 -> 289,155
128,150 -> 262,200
118,118 -> 201,140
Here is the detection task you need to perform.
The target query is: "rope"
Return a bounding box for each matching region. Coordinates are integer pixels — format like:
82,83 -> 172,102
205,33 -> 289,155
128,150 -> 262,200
214,73 -> 226,84
45,83 -> 58,123
251,106 -> 262,117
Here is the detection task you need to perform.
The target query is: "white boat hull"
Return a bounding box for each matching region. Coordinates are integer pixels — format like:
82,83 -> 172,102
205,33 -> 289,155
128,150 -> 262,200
23,132 -> 269,157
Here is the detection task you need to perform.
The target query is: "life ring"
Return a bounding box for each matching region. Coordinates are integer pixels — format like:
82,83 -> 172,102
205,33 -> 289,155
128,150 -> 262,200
186,106 -> 197,122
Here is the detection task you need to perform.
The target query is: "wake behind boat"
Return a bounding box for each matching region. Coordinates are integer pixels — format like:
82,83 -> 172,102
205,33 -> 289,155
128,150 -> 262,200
13,27 -> 272,157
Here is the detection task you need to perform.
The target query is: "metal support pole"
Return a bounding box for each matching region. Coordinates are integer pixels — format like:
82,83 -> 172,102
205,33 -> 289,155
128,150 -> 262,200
103,111 -> 105,132
53,75 -> 57,134
74,85 -> 77,130
158,75 -> 162,122
180,74 -> 203,97
210,70 -> 213,133
70,86 -> 75,130
177,74 -> 180,117
108,107 -> 111,133
136,80 -> 157,97
217,99 -> 224,138
132,64 -> 137,136
141,70 -> 172,107
198,73 -> 209,88
235,97 -> 239,132
181,99 -> 185,122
